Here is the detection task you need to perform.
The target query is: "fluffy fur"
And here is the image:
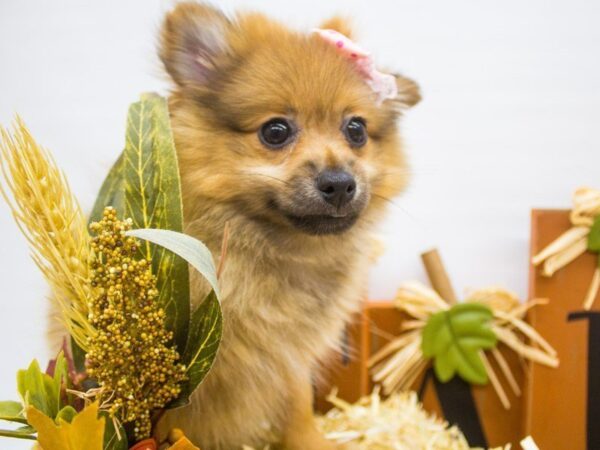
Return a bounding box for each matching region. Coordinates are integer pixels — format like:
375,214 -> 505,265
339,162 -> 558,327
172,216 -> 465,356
155,3 -> 420,449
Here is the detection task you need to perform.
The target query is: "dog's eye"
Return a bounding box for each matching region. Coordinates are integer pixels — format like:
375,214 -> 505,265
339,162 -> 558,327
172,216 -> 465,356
259,118 -> 294,149
343,117 -> 368,147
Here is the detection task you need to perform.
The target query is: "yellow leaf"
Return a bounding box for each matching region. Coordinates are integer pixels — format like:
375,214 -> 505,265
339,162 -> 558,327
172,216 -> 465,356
168,437 -> 200,450
27,402 -> 105,450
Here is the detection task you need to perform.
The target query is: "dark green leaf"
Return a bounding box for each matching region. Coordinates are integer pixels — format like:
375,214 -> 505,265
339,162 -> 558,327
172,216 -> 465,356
101,412 -> 128,450
0,426 -> 36,440
126,229 -> 223,409
0,401 -> 26,424
71,339 -> 87,374
91,93 -> 190,352
422,303 -> 497,385
89,152 -> 125,224
126,229 -> 219,296
55,406 -> 77,424
169,290 -> 223,408
588,216 -> 600,253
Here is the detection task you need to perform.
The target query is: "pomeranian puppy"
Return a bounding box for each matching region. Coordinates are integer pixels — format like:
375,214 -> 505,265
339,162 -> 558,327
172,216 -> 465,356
156,2 -> 420,449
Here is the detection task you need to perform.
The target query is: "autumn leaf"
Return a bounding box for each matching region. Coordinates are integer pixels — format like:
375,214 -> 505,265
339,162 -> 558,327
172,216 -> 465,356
27,402 -> 105,450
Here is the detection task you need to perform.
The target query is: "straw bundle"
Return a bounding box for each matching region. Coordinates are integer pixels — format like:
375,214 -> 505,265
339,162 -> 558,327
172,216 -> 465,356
532,187 -> 600,309
316,388 -> 509,450
369,283 -> 559,409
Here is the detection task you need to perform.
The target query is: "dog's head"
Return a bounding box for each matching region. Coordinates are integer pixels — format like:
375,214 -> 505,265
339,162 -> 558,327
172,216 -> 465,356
160,3 -> 419,236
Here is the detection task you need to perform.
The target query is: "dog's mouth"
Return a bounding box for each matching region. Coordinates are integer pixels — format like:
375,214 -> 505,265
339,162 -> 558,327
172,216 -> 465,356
284,212 -> 359,235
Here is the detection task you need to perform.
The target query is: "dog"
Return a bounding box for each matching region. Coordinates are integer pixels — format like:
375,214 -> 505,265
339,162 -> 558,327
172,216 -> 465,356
155,3 -> 420,449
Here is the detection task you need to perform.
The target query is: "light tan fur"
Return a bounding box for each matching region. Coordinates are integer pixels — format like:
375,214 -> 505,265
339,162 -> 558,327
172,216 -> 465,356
153,3 -> 420,449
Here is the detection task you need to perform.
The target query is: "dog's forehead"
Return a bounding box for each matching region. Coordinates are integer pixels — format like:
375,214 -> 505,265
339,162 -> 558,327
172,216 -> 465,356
231,37 -> 373,118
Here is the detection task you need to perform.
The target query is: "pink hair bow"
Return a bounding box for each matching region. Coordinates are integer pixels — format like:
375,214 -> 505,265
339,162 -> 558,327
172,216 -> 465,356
313,29 -> 398,105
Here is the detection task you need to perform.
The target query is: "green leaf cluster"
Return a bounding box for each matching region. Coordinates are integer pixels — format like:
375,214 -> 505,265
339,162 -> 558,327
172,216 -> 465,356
90,94 -> 223,408
422,303 -> 497,385
0,355 -> 127,449
0,354 -> 70,440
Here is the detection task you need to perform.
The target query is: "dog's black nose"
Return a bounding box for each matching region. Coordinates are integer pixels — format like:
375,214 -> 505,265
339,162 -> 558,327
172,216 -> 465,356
316,170 -> 356,208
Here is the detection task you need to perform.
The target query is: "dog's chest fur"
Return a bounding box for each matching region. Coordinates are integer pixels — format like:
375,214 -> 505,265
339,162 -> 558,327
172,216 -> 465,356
160,211 -> 371,449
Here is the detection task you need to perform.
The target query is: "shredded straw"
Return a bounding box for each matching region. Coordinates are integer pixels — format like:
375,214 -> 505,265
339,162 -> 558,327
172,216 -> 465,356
532,187 -> 600,309
316,388 -> 510,450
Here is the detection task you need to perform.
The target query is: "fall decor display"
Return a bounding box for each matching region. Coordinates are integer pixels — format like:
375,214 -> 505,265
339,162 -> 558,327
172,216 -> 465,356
527,209 -> 600,450
0,94 -> 223,449
369,250 -> 559,410
532,187 -> 600,309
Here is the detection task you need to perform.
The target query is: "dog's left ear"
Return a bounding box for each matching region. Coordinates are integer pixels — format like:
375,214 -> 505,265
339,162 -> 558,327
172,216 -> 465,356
319,16 -> 354,39
159,2 -> 233,88
394,75 -> 421,109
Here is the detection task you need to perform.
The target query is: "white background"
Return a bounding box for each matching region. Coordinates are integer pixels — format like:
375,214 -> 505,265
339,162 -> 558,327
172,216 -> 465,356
0,1 -> 599,447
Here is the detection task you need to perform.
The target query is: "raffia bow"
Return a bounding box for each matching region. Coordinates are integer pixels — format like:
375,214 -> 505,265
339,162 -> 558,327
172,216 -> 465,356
369,282 -> 559,410
532,187 -> 600,309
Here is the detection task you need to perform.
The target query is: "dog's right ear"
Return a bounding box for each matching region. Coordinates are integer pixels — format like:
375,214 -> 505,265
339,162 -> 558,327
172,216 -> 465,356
159,2 -> 231,88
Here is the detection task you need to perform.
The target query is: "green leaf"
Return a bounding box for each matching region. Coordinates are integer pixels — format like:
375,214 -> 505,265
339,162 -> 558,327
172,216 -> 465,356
0,425 -> 36,440
126,229 -> 223,408
90,93 -> 190,352
126,229 -> 219,296
422,303 -> 497,385
16,356 -> 69,420
588,216 -> 600,253
101,412 -> 128,450
89,152 -> 125,224
17,360 -> 53,418
56,406 -> 78,424
0,401 -> 27,424
169,290 -> 223,408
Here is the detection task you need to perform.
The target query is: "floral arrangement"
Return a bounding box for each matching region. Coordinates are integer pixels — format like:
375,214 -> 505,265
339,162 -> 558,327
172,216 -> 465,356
0,94 -> 223,449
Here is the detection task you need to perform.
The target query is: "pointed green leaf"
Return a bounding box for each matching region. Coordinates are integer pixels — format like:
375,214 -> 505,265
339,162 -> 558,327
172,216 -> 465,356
169,290 -> 223,408
125,229 -> 223,408
16,357 -> 68,420
101,412 -> 128,450
421,303 -> 496,385
0,425 -> 36,440
0,401 -> 27,424
18,360 -> 52,417
90,152 -> 125,224
126,229 -> 219,296
123,94 -> 190,352
90,93 -> 190,351
588,216 -> 600,253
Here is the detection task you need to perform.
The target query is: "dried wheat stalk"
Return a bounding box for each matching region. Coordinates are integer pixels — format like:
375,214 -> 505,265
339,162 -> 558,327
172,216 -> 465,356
0,117 -> 95,348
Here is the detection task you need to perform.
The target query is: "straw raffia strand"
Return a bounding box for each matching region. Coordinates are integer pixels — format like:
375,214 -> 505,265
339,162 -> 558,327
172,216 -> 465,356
531,187 -> 600,309
370,282 -> 559,409
315,388 -> 510,450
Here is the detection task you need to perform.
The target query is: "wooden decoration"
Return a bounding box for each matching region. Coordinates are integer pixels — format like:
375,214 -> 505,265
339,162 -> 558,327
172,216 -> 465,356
527,209 -> 600,450
316,302 -> 526,448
